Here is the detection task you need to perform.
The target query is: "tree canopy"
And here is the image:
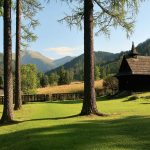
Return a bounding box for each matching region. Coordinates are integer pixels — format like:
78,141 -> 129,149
60,0 -> 143,37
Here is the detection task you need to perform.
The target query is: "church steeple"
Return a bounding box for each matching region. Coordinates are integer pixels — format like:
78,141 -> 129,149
130,42 -> 139,57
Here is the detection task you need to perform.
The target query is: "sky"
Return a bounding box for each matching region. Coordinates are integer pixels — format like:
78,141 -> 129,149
0,0 -> 150,59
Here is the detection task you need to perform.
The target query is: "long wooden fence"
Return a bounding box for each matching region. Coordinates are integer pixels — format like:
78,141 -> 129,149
0,89 -> 105,104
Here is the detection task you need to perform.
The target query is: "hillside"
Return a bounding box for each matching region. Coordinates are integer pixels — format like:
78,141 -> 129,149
47,51 -> 120,80
0,51 -> 74,73
47,39 -> 150,80
21,50 -> 55,72
53,56 -> 74,67
21,50 -> 75,72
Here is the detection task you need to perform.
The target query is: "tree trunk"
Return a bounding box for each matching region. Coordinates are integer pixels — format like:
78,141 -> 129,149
80,0 -> 104,116
0,0 -> 13,123
14,0 -> 22,110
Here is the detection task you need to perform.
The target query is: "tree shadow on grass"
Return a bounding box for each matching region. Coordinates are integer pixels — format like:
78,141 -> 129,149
141,103 -> 150,104
24,114 -> 79,121
24,100 -> 83,105
47,96 -> 115,104
22,96 -> 117,105
0,120 -> 22,127
122,99 -> 136,102
96,96 -> 114,102
0,116 -> 149,150
48,100 -> 83,104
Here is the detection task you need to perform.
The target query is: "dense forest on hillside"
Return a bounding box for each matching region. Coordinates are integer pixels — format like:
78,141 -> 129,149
47,39 -> 150,81
47,51 -> 120,80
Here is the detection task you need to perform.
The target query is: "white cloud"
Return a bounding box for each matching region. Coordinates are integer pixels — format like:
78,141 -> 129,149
45,47 -> 75,56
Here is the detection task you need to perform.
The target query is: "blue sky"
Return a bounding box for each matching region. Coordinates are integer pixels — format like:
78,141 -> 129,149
0,0 -> 150,59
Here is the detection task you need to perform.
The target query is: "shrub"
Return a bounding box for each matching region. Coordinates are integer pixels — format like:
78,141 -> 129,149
21,64 -> 38,94
103,76 -> 118,95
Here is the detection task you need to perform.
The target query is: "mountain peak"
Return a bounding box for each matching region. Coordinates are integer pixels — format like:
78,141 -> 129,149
21,50 -> 74,72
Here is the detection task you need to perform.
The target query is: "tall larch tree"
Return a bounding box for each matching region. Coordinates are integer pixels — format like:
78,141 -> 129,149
81,0 -> 102,115
14,0 -> 22,110
60,0 -> 142,116
0,0 -> 13,123
14,0 -> 42,110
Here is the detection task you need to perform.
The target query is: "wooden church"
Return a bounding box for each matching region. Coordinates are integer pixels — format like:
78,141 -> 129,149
116,42 -> 150,92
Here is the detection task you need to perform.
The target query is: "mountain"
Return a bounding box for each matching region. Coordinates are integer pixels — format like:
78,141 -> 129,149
21,50 -> 55,72
47,51 -> 120,80
53,56 -> 75,67
0,50 -> 75,73
136,39 -> 150,55
21,51 -> 74,72
47,39 -> 150,80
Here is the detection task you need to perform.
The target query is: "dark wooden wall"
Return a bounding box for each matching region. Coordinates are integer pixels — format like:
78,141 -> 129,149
118,75 -> 150,92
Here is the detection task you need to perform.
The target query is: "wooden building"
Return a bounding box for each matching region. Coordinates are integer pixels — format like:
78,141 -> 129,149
116,42 -> 150,92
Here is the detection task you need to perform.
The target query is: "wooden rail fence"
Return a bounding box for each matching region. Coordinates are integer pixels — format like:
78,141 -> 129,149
0,89 -> 105,104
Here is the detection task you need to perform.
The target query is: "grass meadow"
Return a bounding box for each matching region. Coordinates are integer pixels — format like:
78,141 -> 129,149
0,94 -> 150,150
37,80 -> 103,94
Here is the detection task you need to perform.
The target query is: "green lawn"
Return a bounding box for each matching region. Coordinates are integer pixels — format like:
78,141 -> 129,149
0,96 -> 150,150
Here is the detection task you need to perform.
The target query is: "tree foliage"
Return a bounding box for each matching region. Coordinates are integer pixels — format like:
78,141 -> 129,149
37,72 -> 49,87
58,67 -> 74,85
94,65 -> 100,80
48,72 -> 59,86
21,64 -> 38,94
103,76 -> 118,95
0,0 -> 3,16
21,0 -> 43,48
60,0 -> 142,37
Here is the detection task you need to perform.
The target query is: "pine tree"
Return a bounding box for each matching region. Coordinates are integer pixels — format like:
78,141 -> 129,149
14,0 -> 22,110
59,0 -> 141,116
0,0 -> 14,124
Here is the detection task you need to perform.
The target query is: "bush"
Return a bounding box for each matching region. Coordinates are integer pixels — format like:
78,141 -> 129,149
21,64 -> 38,94
58,67 -> 74,85
48,72 -> 59,86
103,76 -> 118,95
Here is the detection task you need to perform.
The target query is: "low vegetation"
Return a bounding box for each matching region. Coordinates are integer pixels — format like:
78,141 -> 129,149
0,96 -> 150,150
37,80 -> 103,94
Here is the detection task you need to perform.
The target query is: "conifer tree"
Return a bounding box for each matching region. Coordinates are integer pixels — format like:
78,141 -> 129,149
60,0 -> 142,116
0,0 -> 14,124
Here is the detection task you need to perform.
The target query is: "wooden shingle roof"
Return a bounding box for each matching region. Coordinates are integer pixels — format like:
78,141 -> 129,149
117,42 -> 150,77
126,56 -> 150,75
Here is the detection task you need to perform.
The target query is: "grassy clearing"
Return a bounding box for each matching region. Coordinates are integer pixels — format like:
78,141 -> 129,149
37,80 -> 103,94
0,96 -> 150,150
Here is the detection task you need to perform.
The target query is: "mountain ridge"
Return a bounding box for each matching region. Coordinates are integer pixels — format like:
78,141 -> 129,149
0,50 -> 75,73
1,38 -> 150,78
46,39 -> 150,80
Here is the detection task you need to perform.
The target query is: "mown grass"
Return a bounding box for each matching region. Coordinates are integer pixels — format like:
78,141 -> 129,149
37,80 -> 103,94
0,96 -> 150,150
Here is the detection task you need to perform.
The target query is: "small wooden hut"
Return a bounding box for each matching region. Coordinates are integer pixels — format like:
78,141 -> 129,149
116,42 -> 150,92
